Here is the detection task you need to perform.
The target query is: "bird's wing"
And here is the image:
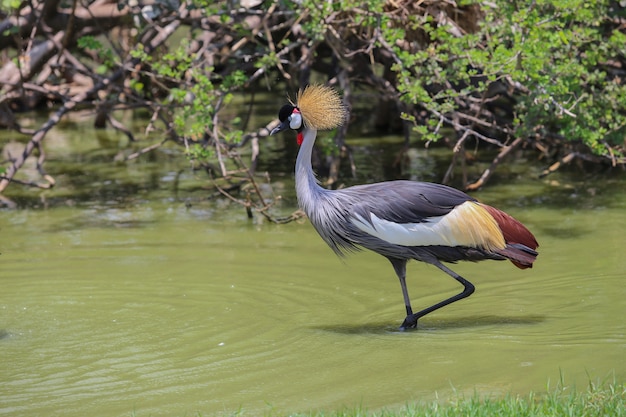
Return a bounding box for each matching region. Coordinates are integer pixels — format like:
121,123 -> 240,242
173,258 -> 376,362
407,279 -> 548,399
345,181 -> 473,223
343,181 -> 505,250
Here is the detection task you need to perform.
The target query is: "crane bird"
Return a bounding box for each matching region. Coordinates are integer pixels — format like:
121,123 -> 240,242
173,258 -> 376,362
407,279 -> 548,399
270,84 -> 539,330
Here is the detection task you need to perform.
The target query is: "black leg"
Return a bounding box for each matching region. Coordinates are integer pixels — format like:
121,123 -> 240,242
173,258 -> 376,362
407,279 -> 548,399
407,261 -> 475,325
389,258 -> 418,330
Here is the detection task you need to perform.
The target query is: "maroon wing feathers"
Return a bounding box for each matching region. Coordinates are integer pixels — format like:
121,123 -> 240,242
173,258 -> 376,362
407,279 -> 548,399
482,205 -> 539,269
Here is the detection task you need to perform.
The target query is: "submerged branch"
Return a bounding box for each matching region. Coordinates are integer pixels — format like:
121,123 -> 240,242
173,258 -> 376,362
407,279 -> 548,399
466,137 -> 524,191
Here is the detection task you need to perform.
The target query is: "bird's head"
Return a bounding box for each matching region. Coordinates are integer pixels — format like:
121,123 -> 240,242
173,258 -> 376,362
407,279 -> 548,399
271,104 -> 304,143
270,84 -> 346,145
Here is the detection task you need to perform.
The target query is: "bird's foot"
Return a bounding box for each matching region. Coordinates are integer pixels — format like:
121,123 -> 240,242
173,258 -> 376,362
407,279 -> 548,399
399,316 -> 418,331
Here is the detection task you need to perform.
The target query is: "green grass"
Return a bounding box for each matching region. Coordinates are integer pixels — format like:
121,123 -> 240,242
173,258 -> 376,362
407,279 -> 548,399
129,380 -> 625,416
286,380 -> 625,417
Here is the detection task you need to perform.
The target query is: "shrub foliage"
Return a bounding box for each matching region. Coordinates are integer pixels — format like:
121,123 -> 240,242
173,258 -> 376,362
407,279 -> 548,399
1,0 -> 625,205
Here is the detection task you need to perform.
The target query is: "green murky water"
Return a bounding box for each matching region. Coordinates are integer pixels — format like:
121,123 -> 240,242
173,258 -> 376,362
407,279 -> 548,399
1,113 -> 625,416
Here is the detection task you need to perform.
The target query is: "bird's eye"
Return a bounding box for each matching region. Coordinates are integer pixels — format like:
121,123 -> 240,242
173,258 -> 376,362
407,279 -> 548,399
289,111 -> 302,130
277,104 -> 294,122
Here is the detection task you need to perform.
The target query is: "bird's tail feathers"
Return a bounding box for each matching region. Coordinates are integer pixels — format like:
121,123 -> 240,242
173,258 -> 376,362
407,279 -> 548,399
497,243 -> 538,269
481,204 -> 539,269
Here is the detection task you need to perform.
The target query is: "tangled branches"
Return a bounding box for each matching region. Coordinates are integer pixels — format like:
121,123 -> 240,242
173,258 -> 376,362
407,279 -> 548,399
1,0 -> 625,211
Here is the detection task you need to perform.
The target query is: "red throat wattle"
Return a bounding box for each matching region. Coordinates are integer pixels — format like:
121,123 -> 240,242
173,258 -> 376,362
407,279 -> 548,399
297,132 -> 304,145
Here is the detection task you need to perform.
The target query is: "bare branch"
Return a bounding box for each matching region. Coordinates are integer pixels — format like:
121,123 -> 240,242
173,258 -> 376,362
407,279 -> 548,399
466,137 -> 524,191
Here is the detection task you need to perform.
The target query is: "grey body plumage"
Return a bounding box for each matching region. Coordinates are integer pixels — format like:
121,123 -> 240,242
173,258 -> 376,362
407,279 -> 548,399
295,127 -> 507,264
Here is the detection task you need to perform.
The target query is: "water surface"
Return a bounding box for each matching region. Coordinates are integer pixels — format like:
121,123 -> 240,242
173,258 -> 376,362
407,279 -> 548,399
1,112 -> 625,416
1,189 -> 624,416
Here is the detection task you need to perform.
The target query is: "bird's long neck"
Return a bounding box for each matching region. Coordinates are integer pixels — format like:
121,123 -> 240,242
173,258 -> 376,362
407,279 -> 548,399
295,127 -> 327,216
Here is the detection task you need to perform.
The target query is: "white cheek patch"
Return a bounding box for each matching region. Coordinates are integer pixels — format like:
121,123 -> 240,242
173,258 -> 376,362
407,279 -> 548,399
289,112 -> 302,130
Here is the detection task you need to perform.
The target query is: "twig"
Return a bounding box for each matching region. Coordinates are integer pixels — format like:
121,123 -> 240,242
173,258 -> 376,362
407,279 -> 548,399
107,114 -> 136,142
466,137 -> 524,191
126,138 -> 169,160
539,152 -> 578,178
443,129 -> 471,184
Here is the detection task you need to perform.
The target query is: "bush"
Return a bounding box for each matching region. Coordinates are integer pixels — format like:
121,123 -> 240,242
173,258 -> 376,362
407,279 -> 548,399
1,0 -> 624,203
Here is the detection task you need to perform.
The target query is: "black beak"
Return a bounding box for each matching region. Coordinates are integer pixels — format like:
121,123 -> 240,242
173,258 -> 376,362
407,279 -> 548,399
270,119 -> 290,135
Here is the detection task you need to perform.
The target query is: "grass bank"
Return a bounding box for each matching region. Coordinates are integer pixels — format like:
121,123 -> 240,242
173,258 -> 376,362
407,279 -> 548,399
291,380 -> 625,417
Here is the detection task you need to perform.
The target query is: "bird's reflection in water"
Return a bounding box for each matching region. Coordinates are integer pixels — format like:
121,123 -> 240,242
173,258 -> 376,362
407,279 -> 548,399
312,315 -> 546,335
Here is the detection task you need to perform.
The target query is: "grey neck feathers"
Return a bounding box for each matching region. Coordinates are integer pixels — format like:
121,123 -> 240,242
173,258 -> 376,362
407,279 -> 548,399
294,126 -> 357,257
295,127 -> 327,216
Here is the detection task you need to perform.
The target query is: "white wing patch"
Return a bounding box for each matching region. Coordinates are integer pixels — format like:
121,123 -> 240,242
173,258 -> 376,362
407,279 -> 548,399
351,212 -> 461,246
351,201 -> 506,250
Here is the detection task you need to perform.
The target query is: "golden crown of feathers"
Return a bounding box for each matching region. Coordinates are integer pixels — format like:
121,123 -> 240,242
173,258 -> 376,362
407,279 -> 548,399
292,85 -> 346,130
